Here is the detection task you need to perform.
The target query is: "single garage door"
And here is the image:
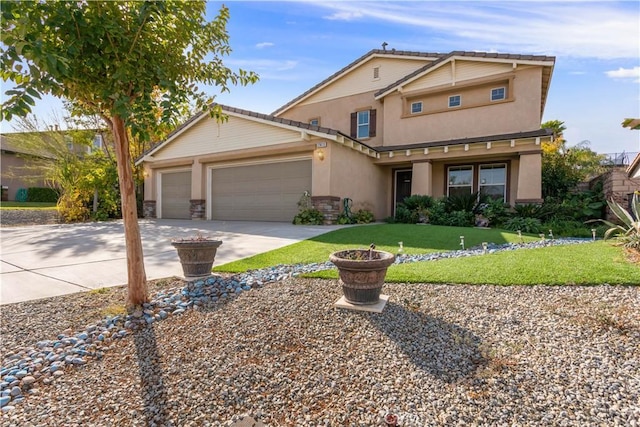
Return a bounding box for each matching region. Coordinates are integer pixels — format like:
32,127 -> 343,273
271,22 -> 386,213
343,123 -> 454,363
161,171 -> 191,219
211,160 -> 311,221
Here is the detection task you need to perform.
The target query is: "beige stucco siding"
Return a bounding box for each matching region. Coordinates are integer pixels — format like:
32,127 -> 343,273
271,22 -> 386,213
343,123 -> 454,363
150,115 -> 305,162
283,92 -> 385,147
401,60 -> 512,93
0,153 -> 49,201
314,143 -> 389,219
298,57 -> 431,107
382,67 -> 543,145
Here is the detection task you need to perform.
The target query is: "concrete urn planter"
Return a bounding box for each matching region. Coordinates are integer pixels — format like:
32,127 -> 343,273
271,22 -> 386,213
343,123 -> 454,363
329,246 -> 395,305
171,238 -> 223,277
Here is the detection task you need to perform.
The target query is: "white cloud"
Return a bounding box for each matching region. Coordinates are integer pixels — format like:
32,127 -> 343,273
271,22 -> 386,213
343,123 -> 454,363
256,42 -> 274,49
605,66 -> 640,81
324,11 -> 363,21
309,1 -> 640,60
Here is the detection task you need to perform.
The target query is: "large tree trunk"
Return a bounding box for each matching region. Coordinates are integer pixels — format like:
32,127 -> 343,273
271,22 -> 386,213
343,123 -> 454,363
111,115 -> 148,306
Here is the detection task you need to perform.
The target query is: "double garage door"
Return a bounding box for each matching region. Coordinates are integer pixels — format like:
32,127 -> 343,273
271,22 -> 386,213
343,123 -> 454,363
160,159 -> 311,221
211,159 -> 311,221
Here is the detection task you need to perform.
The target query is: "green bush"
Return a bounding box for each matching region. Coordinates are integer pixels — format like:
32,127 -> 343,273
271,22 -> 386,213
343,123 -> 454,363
292,208 -> 324,225
513,203 -> 554,221
352,209 -> 375,224
393,205 -> 417,224
401,195 -> 433,211
445,192 -> 482,214
542,219 -> 596,238
479,197 -> 510,226
504,217 -> 543,234
26,187 -> 59,202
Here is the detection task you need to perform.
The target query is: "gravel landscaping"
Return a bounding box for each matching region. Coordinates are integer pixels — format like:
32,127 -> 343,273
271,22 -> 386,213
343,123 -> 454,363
1,268 -> 638,426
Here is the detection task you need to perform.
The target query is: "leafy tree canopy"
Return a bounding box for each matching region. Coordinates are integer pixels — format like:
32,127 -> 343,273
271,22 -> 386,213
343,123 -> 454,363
1,1 -> 258,139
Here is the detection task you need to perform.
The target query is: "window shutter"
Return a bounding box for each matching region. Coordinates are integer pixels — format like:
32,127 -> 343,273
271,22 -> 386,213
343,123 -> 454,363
350,112 -> 357,138
369,109 -> 376,137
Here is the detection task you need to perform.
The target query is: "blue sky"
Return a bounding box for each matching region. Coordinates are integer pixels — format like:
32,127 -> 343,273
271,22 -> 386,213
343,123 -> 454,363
2,1 -> 639,155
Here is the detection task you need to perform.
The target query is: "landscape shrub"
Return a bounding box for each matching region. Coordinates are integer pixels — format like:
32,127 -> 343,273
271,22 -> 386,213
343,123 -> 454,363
292,191 -> 324,225
504,217 -> 543,234
478,197 -> 510,227
352,209 -> 375,224
26,187 -> 59,203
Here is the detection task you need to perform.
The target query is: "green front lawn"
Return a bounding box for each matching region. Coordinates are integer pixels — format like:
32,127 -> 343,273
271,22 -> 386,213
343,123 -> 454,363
214,224 -> 539,272
0,201 -> 57,209
214,224 -> 640,286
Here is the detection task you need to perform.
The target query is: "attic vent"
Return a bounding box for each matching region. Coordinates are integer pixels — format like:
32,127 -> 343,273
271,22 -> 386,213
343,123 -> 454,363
373,67 -> 380,79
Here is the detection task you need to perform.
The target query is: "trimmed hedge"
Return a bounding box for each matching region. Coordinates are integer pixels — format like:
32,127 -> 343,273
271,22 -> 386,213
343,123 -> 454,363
26,187 -> 60,203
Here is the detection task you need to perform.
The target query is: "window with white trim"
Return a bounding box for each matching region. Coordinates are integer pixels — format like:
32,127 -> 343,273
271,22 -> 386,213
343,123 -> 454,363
479,164 -> 506,200
356,110 -> 370,139
491,87 -> 506,101
373,67 -> 380,79
448,95 -> 461,108
411,101 -> 423,114
448,166 -> 473,197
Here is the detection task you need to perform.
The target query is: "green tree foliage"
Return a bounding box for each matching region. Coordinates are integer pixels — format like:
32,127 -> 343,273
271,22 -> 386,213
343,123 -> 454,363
5,116 -> 120,222
1,2 -> 258,305
541,120 -> 605,199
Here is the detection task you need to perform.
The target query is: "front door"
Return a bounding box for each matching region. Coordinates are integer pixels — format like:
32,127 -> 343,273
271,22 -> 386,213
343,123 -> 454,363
394,169 -> 412,215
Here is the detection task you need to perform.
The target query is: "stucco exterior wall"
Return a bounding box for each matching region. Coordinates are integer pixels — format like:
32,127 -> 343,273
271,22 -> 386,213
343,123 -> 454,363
318,143 -> 388,219
0,152 -> 48,201
382,67 -> 543,145
281,92 -> 385,148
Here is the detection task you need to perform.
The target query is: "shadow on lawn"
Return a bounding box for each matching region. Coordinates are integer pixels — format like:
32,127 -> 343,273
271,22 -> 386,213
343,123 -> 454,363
134,324 -> 170,425
367,301 -> 485,383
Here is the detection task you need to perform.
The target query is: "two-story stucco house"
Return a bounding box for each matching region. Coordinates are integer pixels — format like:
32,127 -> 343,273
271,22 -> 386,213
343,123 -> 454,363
138,49 -> 555,222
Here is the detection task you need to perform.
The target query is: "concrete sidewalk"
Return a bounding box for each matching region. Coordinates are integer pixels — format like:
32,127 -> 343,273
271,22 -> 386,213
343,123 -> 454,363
0,219 -> 343,305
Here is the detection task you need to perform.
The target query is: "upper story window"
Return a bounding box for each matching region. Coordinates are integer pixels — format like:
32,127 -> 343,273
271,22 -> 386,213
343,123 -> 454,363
448,166 -> 473,197
448,95 -> 461,108
357,110 -> 370,138
410,101 -> 423,114
350,109 -> 377,139
373,67 -> 380,79
491,87 -> 506,101
309,118 -> 319,126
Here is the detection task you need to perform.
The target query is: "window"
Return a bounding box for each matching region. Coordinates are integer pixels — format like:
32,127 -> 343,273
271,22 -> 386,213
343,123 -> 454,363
357,111 -> 369,138
93,134 -> 103,150
373,67 -> 380,79
448,95 -> 461,108
491,87 -> 506,101
479,164 -> 506,200
448,166 -> 473,197
350,109 -> 376,139
309,118 -> 319,126
411,101 -> 423,114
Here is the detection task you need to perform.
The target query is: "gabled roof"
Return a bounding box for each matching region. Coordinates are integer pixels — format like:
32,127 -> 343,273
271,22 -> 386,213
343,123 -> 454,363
137,104 -> 377,164
272,49 -> 555,118
271,49 -> 446,117
373,51 -> 555,116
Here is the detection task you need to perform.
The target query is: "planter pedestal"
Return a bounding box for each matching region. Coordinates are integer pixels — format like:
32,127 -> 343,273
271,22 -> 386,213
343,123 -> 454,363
329,249 -> 395,306
171,240 -> 223,278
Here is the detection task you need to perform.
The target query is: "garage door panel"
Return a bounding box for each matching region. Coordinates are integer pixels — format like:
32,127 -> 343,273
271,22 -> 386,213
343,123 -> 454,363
161,171 -> 191,219
211,160 -> 311,221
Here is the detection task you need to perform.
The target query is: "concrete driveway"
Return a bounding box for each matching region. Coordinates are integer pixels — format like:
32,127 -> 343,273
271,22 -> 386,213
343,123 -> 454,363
0,219 -> 343,305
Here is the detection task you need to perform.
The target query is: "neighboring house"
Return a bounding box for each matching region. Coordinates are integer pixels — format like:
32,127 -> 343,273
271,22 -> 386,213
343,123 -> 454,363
138,49 -> 556,222
0,133 -> 51,201
0,130 -> 105,201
